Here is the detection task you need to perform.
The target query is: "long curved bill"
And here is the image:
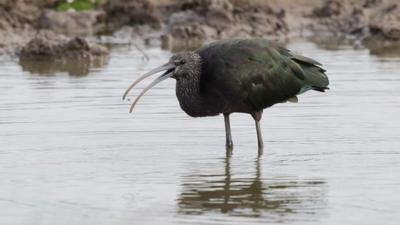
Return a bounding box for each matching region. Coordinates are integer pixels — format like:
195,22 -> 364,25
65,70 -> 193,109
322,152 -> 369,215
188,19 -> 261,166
122,63 -> 175,113
122,63 -> 175,101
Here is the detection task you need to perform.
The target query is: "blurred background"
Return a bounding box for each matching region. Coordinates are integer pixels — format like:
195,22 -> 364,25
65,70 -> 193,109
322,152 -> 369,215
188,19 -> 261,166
1,1 -> 400,225
1,0 -> 400,59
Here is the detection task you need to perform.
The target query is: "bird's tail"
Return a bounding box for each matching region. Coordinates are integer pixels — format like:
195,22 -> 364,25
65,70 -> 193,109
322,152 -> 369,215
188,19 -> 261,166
312,86 -> 329,92
291,54 -> 330,93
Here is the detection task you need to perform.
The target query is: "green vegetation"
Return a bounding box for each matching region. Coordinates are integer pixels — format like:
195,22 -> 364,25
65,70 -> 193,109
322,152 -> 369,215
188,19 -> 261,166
56,0 -> 107,11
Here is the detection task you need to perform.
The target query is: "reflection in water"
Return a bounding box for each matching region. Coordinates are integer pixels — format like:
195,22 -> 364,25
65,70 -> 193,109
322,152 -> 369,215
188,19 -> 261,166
178,155 -> 327,221
363,40 -> 400,57
308,35 -> 360,51
161,36 -> 204,53
19,56 -> 108,76
2,40 -> 400,225
308,35 -> 400,57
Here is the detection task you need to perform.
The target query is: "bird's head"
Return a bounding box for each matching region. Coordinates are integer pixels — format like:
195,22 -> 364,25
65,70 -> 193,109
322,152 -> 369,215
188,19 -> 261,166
122,52 -> 201,113
169,52 -> 202,79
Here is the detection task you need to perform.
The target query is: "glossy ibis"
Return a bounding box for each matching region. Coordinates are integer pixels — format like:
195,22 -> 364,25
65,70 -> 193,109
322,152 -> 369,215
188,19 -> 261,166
123,39 -> 329,153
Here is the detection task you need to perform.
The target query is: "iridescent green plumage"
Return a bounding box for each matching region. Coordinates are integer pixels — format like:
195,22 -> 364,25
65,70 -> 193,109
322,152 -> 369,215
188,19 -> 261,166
197,39 -> 329,111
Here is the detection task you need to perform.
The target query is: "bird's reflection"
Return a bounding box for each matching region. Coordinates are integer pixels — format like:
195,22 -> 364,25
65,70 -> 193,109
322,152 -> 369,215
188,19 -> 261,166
178,154 -> 326,219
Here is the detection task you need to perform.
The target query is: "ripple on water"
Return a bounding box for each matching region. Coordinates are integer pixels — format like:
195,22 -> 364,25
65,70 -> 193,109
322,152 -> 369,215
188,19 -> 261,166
0,41 -> 400,225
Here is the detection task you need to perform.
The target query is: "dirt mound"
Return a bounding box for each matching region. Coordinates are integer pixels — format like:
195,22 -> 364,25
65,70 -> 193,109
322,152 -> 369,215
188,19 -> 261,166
0,0 -> 107,55
103,0 -> 162,30
1,0 -> 399,56
38,10 -> 106,36
311,0 -> 400,40
0,0 -> 59,32
0,0 -> 43,53
162,0 -> 288,49
0,0 -> 42,27
311,0 -> 371,35
369,3 -> 400,40
20,31 -> 109,61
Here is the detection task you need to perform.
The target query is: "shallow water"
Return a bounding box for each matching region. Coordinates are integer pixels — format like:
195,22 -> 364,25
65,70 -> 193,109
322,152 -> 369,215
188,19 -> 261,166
1,41 -> 400,225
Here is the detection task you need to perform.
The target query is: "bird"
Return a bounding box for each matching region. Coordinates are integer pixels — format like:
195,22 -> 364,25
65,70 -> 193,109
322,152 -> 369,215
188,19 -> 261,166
123,39 -> 329,154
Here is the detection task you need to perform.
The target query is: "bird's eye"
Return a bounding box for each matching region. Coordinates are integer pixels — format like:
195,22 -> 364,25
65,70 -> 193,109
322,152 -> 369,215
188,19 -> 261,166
174,59 -> 185,65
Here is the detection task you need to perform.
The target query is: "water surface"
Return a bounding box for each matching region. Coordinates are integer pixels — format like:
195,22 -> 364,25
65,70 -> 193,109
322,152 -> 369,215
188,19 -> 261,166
0,41 -> 400,225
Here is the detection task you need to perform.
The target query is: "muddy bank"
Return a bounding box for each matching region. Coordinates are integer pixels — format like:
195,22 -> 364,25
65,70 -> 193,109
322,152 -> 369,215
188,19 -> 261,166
110,0 -> 400,49
38,10 -> 106,36
0,0 -> 108,55
20,31 -> 109,60
0,0 -> 41,55
161,0 -> 288,49
19,31 -> 109,75
311,0 -> 400,41
103,0 -> 162,30
1,0 -> 400,56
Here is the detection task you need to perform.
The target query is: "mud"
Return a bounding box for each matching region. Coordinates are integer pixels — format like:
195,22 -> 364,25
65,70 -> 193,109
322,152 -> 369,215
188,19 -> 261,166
17,30 -> 109,75
311,0 -> 400,41
0,0 -> 41,55
103,0 -> 162,31
38,10 -> 106,36
0,0 -> 399,56
368,3 -> 400,41
19,31 -> 108,60
161,0 -> 288,49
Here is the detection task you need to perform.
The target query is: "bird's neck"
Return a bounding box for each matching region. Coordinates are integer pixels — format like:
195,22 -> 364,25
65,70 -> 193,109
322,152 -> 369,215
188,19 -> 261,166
175,69 -> 205,117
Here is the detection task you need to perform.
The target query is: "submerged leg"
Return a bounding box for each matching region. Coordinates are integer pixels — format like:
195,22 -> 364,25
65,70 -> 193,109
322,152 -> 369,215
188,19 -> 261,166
252,111 -> 264,155
224,113 -> 233,151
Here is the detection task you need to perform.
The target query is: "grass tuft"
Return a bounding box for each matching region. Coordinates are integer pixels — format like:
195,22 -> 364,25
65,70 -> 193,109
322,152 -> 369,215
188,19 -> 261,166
56,0 -> 107,12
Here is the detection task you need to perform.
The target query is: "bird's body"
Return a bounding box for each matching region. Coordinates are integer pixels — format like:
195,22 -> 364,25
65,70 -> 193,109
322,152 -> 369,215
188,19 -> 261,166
123,39 -> 329,153
175,39 -> 328,118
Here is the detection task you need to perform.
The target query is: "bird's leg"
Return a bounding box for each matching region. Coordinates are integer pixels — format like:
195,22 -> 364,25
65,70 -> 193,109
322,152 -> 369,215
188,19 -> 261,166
252,111 -> 264,155
223,113 -> 233,151
255,120 -> 264,154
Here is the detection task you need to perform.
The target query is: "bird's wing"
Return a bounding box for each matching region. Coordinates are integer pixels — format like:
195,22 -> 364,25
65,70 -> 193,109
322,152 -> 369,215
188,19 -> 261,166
197,39 -> 328,110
